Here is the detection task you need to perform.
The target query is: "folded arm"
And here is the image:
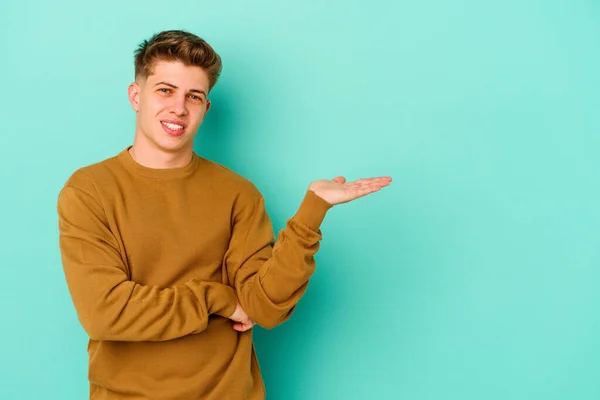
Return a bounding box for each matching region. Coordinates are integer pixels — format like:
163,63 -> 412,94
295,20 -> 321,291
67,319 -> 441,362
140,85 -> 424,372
224,189 -> 333,329
57,176 -> 238,342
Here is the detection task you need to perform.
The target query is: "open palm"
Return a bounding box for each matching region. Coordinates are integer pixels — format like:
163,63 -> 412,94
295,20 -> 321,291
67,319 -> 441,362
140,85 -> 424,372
309,176 -> 392,205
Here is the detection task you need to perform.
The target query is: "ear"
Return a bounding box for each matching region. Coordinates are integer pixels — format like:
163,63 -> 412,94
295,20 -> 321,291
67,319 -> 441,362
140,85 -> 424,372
128,82 -> 141,111
205,99 -> 211,113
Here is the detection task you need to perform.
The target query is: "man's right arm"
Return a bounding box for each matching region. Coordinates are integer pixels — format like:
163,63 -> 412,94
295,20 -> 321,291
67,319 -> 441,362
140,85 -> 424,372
57,177 -> 238,342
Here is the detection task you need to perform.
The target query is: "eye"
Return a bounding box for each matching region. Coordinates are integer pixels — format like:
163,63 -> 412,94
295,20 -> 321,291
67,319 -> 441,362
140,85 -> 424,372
158,88 -> 171,93
189,94 -> 203,101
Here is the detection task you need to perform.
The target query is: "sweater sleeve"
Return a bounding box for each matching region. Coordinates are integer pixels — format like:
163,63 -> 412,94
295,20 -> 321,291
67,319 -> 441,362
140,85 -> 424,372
223,189 -> 333,329
57,178 -> 238,342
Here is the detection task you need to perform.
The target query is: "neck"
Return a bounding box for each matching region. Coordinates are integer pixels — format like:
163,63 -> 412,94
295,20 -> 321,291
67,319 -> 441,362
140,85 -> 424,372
129,139 -> 193,169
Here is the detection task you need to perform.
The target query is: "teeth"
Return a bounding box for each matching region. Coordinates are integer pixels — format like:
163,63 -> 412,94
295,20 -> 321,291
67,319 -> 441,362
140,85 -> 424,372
162,122 -> 184,130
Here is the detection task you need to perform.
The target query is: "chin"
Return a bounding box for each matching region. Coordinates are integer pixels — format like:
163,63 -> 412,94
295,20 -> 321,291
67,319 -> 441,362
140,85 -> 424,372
154,135 -> 190,152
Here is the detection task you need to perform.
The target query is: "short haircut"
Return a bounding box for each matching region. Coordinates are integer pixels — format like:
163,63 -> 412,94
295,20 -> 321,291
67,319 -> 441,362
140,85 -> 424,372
134,29 -> 223,92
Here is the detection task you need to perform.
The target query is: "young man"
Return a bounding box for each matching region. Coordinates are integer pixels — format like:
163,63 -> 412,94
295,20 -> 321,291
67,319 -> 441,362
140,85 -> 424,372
57,30 -> 391,399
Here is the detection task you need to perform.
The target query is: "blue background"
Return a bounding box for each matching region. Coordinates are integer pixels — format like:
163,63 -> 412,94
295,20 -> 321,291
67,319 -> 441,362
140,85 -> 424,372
1,0 -> 600,398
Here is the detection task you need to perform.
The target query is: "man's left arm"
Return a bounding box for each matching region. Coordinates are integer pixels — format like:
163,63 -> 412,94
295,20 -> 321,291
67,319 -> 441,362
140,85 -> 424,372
223,189 -> 330,329
224,175 -> 392,329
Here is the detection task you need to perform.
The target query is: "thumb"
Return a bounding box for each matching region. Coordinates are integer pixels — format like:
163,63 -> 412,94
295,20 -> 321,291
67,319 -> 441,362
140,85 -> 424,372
332,176 -> 346,183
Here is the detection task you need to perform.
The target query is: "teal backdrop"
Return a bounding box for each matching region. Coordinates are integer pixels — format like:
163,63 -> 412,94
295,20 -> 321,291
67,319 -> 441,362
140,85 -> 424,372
1,0 -> 599,399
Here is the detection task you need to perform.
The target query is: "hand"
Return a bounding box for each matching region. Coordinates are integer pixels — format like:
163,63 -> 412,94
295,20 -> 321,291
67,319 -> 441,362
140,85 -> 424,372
308,176 -> 392,205
228,303 -> 255,332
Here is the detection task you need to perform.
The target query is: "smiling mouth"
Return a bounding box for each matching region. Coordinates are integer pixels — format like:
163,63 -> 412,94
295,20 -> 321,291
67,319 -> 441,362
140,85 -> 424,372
161,121 -> 186,136
162,121 -> 184,130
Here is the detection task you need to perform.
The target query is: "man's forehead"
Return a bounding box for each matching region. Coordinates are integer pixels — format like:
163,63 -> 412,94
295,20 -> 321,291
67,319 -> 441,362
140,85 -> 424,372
145,61 -> 209,88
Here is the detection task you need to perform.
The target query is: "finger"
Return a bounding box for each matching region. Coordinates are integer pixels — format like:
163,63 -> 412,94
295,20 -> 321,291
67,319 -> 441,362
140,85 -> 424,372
352,177 -> 392,185
232,323 -> 252,332
347,185 -> 383,200
233,319 -> 256,332
349,179 -> 391,190
332,176 -> 346,183
346,182 -> 386,191
363,182 -> 390,191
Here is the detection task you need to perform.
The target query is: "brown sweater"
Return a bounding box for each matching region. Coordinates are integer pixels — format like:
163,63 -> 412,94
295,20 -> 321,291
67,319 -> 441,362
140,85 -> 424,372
57,146 -> 333,399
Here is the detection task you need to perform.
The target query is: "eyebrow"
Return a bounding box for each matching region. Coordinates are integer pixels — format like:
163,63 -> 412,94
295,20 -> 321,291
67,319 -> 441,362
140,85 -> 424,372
154,81 -> 207,98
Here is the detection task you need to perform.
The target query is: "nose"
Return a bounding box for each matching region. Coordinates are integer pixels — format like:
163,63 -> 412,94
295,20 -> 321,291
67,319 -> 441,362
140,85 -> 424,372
170,94 -> 188,116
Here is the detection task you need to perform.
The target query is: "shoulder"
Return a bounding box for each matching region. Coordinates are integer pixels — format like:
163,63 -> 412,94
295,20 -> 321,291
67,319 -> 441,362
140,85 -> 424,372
60,152 -> 122,200
199,157 -> 263,201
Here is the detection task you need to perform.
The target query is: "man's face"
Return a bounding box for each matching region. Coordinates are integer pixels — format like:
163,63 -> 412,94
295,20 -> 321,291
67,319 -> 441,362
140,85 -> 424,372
128,60 -> 211,154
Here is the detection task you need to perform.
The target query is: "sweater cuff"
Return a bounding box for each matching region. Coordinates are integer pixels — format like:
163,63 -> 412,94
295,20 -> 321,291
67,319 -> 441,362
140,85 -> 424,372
187,281 -> 238,318
292,190 -> 334,231
208,283 -> 238,318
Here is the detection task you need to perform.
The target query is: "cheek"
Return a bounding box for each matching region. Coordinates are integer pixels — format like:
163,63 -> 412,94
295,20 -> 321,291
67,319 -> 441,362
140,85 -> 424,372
139,101 -> 162,127
188,107 -> 206,125
141,95 -> 167,113
152,98 -> 169,113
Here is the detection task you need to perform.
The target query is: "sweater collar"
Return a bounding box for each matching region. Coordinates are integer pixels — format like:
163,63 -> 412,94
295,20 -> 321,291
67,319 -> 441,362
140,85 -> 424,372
117,146 -> 200,179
